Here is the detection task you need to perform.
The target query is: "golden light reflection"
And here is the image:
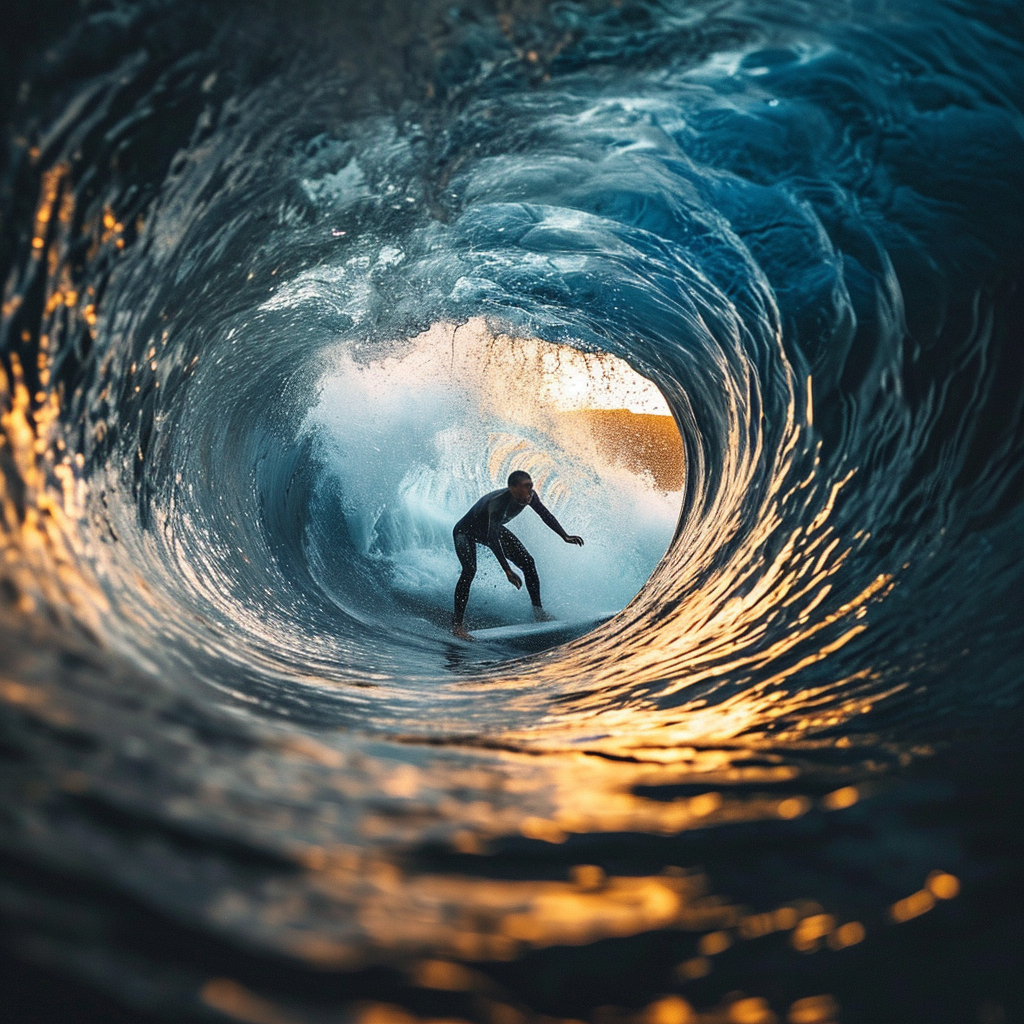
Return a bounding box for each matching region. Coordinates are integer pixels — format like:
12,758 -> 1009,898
200,989 -> 808,1024
198,980 -> 845,1024
925,870 -> 960,900
738,914 -> 772,940
198,721 -> 887,976
727,998 -> 774,1024
645,995 -> 696,1024
888,868 -> 958,925
570,864 -> 606,890
773,907 -> 799,930
777,797 -> 811,819
889,888 -> 935,923
821,786 -> 858,810
200,820 -> 747,967
825,921 -> 865,950
409,959 -> 482,991
790,914 -> 835,952
0,351 -> 110,636
698,930 -> 732,956
477,564 -> 899,765
787,995 -> 838,1024
30,163 -> 69,256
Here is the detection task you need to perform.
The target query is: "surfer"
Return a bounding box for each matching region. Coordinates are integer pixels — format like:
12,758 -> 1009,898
451,470 -> 584,640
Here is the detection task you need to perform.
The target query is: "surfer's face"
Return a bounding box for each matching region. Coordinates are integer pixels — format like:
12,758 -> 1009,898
509,478 -> 534,503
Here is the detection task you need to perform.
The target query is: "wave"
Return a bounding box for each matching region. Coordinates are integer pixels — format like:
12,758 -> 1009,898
2,1 -> 1023,1021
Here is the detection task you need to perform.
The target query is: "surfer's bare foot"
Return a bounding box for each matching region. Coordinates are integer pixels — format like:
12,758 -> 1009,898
532,606 -> 555,622
452,623 -> 474,640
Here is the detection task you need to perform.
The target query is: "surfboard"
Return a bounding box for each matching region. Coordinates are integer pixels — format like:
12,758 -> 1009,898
471,613 -> 614,643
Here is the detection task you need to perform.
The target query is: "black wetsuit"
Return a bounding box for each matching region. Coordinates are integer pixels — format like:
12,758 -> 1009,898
452,489 -> 569,624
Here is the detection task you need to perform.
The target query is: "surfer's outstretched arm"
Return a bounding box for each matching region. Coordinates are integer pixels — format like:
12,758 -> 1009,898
529,493 -> 584,546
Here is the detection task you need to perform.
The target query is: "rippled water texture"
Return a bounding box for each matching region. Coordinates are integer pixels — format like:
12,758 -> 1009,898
2,1 -> 1023,1021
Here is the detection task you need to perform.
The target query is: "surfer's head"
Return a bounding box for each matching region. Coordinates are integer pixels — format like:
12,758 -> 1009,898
508,470 -> 534,504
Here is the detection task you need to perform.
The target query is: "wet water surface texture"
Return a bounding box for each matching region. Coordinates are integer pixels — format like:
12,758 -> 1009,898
1,2 -> 1023,1022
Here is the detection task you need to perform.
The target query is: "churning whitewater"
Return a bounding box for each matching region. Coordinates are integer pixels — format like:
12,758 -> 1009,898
1,1 -> 1022,1021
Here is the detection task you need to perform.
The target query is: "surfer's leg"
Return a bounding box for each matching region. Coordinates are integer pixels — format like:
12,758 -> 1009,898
453,531 -> 477,625
498,528 -> 541,607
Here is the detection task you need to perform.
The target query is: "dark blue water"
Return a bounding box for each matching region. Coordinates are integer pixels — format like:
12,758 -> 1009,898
2,2 -> 1022,1022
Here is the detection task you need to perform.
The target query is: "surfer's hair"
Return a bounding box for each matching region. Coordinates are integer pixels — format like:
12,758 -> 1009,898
508,470 -> 532,487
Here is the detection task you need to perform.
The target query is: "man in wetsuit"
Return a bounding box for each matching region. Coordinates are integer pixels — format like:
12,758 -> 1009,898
452,470 -> 584,639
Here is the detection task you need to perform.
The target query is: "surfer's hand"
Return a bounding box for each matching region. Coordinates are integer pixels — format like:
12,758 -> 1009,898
505,569 -> 522,589
565,535 -> 584,546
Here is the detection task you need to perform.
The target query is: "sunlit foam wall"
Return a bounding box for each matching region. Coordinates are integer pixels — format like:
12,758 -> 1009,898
301,319 -> 684,632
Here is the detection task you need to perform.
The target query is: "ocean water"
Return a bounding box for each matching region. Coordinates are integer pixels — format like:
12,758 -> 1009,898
1,1 -> 1022,1021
